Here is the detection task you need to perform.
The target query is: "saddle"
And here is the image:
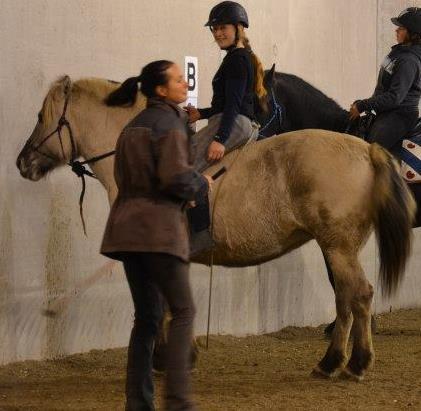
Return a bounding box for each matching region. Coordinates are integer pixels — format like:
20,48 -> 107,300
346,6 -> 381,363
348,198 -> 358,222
355,114 -> 421,183
401,120 -> 421,183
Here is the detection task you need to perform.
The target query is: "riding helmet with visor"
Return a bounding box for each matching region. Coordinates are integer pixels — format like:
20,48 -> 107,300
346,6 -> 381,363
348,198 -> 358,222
205,1 -> 249,28
391,7 -> 421,35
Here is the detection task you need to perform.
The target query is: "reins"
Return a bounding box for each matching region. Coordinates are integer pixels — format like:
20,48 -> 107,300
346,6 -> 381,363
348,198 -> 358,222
258,87 -> 283,138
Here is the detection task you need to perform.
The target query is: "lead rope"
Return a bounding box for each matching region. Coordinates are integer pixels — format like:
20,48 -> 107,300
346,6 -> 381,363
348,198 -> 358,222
70,150 -> 116,235
205,128 -> 258,349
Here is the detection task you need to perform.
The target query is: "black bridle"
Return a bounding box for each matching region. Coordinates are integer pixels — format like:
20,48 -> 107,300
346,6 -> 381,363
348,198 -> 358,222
31,80 -> 115,235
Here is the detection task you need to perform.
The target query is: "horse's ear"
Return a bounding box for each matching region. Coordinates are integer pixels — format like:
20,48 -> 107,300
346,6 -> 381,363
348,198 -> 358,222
52,75 -> 72,102
264,64 -> 276,90
62,75 -> 72,95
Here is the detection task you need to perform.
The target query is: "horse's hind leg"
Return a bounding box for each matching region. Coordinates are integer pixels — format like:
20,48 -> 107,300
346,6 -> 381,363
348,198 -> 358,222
322,251 -> 376,338
313,249 -> 374,379
342,269 -> 374,381
312,252 -> 352,378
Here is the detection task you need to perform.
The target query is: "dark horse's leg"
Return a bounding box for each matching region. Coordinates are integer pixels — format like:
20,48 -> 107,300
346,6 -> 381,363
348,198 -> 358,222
323,253 -> 337,336
323,253 -> 377,337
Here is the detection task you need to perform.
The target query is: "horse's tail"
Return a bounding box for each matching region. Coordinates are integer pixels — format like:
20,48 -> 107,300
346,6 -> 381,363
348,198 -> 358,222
369,143 -> 416,297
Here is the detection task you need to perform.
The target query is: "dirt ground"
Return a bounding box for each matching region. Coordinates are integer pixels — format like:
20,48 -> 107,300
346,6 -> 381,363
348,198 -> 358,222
0,308 -> 420,411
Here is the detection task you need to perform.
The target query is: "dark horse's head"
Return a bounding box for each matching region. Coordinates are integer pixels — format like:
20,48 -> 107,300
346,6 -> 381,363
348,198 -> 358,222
256,66 -> 353,139
255,64 -> 284,139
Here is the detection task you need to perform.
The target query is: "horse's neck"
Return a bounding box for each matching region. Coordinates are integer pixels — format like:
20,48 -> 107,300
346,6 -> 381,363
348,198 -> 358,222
275,74 -> 350,133
76,104 -> 139,206
89,159 -> 118,206
333,109 -> 351,133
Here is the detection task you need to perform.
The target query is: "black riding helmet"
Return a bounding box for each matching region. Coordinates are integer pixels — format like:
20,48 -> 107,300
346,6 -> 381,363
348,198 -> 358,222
391,7 -> 421,35
205,1 -> 249,28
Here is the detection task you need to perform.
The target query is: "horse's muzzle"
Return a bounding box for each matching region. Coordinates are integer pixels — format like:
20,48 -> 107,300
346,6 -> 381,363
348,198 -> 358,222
16,149 -> 51,181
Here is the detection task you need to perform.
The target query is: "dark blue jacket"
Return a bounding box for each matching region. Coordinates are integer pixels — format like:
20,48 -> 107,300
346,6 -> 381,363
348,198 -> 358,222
356,44 -> 421,114
198,47 -> 254,144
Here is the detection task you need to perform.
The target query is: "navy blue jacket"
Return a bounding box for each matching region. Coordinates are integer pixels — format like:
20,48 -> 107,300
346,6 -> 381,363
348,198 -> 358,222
198,47 -> 254,144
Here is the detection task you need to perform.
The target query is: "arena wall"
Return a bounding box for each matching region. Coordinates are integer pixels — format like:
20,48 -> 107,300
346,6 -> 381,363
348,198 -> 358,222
0,0 -> 420,364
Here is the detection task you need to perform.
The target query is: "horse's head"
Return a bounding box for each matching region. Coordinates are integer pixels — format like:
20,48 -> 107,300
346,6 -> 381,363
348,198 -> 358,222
255,64 -> 284,139
16,75 -> 79,181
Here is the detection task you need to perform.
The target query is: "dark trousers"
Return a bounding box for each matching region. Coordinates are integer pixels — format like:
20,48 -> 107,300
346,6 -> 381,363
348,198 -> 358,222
122,253 -> 196,411
367,108 -> 419,156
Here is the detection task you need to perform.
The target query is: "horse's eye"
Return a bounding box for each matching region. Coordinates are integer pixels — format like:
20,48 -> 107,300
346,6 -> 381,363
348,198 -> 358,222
38,113 -> 43,124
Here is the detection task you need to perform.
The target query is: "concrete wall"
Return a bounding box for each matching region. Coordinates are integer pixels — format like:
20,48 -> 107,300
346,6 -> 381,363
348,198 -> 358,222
1,0 -> 420,365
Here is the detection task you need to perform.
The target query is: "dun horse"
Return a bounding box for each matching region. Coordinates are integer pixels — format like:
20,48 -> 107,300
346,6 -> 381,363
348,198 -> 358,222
17,76 -> 416,380
257,67 -> 421,334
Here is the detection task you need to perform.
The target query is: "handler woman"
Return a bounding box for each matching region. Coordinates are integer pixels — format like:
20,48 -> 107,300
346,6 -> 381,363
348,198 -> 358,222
101,60 -> 212,411
350,7 -> 421,156
186,1 -> 267,171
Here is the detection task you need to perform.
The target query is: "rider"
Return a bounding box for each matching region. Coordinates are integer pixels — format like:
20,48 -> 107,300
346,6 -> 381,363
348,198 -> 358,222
186,1 -> 267,171
350,7 -> 421,156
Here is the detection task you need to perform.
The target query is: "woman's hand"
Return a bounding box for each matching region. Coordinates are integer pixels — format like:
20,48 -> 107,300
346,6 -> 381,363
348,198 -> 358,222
349,103 -> 361,120
203,174 -> 214,193
184,105 -> 201,123
207,141 -> 225,162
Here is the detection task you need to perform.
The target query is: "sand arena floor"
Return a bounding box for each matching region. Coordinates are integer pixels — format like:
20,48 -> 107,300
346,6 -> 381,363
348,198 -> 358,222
0,308 -> 420,410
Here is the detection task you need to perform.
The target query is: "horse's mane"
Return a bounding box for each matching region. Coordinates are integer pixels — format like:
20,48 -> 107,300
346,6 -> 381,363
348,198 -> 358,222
72,77 -> 122,102
41,76 -> 145,128
273,72 -> 349,131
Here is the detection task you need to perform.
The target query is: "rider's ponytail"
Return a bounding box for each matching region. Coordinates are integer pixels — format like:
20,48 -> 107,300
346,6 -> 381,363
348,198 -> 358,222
105,60 -> 174,106
237,25 -> 268,112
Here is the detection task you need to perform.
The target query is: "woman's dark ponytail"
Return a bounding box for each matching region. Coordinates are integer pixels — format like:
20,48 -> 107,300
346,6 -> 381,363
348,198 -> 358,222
105,76 -> 140,106
105,60 -> 174,107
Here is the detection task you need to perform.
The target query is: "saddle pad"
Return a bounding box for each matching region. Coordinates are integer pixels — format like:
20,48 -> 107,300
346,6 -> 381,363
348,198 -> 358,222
401,139 -> 421,183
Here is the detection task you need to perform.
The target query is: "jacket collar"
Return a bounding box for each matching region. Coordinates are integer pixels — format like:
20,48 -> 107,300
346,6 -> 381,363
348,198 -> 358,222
147,97 -> 183,117
146,97 -> 189,124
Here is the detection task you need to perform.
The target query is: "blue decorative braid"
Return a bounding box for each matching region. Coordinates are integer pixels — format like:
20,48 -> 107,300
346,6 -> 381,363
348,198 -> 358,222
258,88 -> 283,138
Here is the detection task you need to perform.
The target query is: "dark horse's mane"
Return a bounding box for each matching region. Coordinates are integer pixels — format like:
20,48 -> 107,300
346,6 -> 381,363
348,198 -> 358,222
272,72 -> 349,133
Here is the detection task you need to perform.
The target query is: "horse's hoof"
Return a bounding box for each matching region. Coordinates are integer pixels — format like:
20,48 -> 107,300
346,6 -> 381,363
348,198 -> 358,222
339,367 -> 364,382
311,366 -> 334,379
